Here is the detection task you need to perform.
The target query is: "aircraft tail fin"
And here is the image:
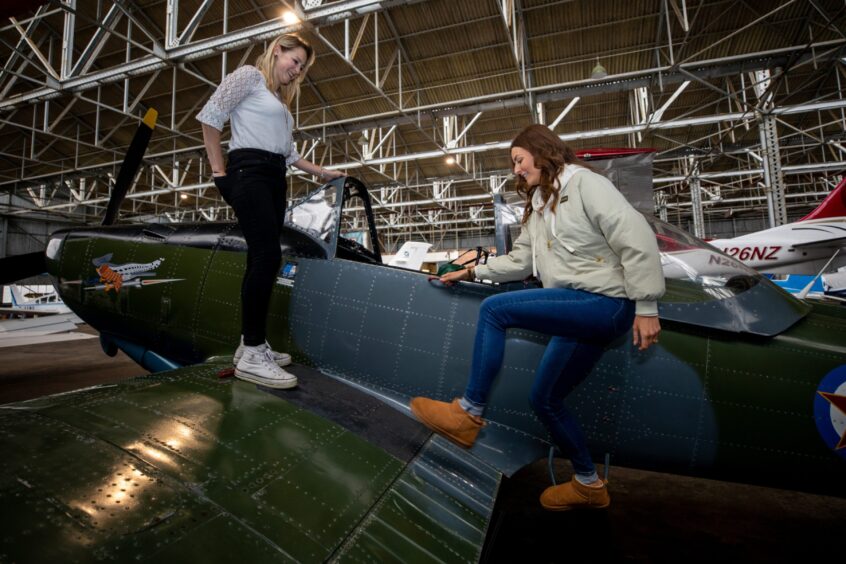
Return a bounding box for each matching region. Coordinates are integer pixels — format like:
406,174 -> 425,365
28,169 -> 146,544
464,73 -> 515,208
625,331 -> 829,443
799,177 -> 846,221
387,242 -> 432,271
9,286 -> 25,307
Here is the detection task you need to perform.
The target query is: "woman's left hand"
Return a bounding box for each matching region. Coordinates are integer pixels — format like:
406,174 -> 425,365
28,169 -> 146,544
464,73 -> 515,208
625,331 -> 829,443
321,168 -> 345,180
632,315 -> 661,351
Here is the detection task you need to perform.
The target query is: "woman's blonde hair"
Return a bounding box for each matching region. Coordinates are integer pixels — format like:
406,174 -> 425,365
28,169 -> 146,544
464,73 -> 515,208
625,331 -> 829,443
254,33 -> 316,105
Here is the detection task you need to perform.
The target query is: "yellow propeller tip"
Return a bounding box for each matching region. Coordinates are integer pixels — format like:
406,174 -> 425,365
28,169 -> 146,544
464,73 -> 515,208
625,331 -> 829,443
142,108 -> 158,129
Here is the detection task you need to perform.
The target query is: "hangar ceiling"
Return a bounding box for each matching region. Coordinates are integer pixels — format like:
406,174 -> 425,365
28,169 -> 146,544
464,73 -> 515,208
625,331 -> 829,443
1,0 -> 845,251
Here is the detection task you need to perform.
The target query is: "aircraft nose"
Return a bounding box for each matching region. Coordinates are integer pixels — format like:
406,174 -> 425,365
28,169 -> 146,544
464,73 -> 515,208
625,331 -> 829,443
46,233 -> 64,261
44,233 -> 68,280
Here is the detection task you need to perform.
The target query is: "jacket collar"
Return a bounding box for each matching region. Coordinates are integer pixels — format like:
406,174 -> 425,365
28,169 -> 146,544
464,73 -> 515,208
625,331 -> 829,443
531,164 -> 587,213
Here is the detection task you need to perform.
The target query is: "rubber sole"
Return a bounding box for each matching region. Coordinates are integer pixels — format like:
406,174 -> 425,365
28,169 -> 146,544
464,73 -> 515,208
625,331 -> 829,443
539,500 -> 610,511
233,354 -> 292,368
234,368 -> 298,389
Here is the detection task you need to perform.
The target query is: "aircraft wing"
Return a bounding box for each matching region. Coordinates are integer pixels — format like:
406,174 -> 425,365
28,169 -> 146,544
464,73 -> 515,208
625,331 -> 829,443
0,312 -> 81,332
0,362 -> 500,562
0,306 -> 72,316
790,235 -> 846,249
0,306 -> 58,316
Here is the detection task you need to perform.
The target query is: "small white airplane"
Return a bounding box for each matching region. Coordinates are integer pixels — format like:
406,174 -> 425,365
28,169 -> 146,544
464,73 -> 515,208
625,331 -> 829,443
709,179 -> 846,275
1,285 -> 71,315
0,285 -> 85,346
384,241 -> 432,271
769,270 -> 846,302
824,269 -> 846,298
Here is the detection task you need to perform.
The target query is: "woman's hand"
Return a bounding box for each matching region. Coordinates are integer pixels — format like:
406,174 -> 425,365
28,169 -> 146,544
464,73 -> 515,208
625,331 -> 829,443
321,168 -> 345,180
291,158 -> 344,181
430,267 -> 473,286
632,315 -> 661,351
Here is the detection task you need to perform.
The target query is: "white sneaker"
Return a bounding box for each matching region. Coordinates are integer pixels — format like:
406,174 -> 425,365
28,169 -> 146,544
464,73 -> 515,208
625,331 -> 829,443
233,338 -> 291,367
234,346 -> 297,389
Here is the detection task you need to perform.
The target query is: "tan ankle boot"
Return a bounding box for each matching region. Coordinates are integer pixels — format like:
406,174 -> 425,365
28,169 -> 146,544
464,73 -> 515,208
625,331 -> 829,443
409,397 -> 484,448
539,478 -> 610,511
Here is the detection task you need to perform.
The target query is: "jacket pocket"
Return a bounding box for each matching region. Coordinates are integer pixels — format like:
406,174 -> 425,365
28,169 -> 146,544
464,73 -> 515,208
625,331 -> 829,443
552,234 -> 605,264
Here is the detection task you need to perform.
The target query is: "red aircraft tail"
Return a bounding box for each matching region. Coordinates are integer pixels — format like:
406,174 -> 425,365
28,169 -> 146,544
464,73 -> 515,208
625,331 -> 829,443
799,177 -> 846,221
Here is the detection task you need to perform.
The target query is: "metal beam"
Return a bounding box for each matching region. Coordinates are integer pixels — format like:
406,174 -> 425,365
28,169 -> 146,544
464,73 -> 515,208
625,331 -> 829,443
294,40 -> 846,137
6,97 -> 846,191
68,4 -> 122,78
687,158 -> 705,237
0,0 -> 416,109
8,16 -> 60,84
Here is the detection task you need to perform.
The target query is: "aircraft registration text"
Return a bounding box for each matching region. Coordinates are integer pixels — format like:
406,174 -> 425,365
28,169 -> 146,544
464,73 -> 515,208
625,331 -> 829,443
717,246 -> 782,261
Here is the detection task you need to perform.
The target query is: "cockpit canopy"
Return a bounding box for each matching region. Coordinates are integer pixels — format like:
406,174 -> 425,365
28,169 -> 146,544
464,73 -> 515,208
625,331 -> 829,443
645,215 -> 809,336
286,177 -> 382,265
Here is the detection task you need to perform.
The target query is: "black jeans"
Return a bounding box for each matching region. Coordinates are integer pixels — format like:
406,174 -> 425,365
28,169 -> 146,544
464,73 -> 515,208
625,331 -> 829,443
215,148 -> 288,346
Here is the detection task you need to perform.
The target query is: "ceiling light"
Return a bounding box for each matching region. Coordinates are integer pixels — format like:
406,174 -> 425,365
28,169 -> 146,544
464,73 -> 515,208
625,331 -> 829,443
180,194 -> 188,200
282,11 -> 300,25
590,59 -> 608,79
445,156 -> 456,164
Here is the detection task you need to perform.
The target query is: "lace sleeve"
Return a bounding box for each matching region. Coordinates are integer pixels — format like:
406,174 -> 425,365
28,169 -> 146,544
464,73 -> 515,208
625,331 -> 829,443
196,66 -> 264,130
285,109 -> 301,166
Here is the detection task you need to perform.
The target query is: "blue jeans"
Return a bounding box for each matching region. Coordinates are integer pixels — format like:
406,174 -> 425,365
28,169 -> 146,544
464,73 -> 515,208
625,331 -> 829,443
215,149 -> 288,346
464,288 -> 635,477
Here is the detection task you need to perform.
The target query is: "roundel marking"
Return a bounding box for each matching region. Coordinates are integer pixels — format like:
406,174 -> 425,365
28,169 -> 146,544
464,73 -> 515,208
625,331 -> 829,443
814,365 -> 846,459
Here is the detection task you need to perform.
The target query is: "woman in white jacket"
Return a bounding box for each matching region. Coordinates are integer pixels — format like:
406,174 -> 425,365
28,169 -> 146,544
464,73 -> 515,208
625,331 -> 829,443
411,124 -> 664,511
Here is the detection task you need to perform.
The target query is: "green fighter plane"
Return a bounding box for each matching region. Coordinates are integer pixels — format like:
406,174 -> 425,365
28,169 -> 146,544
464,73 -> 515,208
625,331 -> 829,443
1,111 -> 845,562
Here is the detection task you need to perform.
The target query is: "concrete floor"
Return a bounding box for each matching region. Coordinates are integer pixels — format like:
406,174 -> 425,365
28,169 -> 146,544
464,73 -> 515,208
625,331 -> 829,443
2,328 -> 845,562
484,461 -> 846,562
0,325 -> 144,404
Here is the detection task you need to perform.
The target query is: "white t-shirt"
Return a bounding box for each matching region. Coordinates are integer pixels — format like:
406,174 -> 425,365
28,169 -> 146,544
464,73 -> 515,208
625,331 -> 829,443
196,65 -> 300,165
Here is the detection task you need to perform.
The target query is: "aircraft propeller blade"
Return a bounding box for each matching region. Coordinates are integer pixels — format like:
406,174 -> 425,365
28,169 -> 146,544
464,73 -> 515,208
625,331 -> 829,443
0,251 -> 46,284
102,108 -> 158,226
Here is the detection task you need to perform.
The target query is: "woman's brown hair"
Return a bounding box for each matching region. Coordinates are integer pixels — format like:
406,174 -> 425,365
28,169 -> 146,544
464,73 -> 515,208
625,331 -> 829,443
510,124 -> 595,223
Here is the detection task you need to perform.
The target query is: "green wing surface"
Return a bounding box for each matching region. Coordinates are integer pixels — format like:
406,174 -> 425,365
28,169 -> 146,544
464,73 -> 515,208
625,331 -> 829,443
0,363 -> 500,562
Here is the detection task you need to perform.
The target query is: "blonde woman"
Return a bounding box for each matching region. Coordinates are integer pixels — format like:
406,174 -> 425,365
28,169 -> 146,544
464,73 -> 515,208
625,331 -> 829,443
197,33 -> 343,389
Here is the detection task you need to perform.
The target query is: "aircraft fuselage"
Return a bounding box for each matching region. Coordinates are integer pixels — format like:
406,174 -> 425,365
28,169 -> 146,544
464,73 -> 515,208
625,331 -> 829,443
710,218 -> 846,274
43,220 -> 846,497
